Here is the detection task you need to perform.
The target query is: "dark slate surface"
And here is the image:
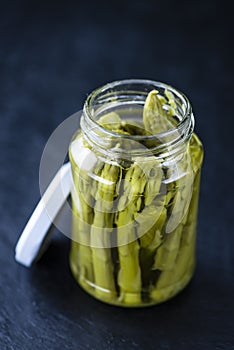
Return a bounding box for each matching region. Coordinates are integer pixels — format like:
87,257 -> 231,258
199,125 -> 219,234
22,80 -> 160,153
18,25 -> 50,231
0,0 -> 234,349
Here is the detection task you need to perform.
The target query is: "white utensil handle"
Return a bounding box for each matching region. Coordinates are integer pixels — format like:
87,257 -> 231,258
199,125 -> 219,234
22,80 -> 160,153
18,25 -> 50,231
15,162 -> 72,267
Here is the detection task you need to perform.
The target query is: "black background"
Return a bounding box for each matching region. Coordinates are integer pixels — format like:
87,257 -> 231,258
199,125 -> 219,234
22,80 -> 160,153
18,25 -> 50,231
1,0 -> 234,349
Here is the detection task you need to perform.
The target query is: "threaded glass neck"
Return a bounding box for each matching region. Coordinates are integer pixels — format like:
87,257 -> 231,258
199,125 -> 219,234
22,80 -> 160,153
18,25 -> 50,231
81,79 -> 194,158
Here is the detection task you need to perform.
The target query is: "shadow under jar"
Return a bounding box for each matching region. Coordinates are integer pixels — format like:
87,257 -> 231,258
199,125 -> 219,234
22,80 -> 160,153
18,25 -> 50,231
69,79 -> 204,307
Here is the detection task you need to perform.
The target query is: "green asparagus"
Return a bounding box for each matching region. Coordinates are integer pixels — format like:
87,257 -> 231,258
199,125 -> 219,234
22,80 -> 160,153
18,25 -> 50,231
69,152 -> 96,293
116,162 -> 144,305
90,161 -> 122,302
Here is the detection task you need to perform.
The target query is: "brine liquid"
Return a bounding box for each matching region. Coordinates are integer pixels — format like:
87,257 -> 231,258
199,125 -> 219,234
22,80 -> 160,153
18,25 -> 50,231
69,132 -> 203,307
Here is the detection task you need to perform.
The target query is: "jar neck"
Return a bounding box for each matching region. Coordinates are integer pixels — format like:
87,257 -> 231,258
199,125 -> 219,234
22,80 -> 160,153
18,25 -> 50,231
81,79 -> 194,159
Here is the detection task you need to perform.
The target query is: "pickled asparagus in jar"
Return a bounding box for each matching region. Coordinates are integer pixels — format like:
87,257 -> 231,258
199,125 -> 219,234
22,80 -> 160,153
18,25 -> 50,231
69,85 -> 203,307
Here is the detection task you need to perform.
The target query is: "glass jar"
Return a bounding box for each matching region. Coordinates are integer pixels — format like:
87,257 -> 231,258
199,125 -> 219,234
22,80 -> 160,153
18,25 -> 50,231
69,79 -> 203,307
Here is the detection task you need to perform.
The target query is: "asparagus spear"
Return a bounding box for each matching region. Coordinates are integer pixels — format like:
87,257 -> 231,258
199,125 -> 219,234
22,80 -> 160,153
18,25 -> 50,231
90,160 -> 121,302
156,132 -> 203,265
121,120 -> 149,136
152,170 -> 201,293
143,90 -> 177,134
151,135 -> 203,293
179,134 -> 204,246
152,148 -> 193,271
130,156 -> 165,291
142,88 -> 192,300
189,133 -> 204,174
138,197 -> 167,291
70,152 -> 97,292
97,112 -> 123,132
139,154 -> 191,293
117,161 -> 145,305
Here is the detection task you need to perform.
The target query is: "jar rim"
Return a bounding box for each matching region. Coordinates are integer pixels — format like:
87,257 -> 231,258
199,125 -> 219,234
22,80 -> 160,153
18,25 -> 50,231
82,79 -> 194,157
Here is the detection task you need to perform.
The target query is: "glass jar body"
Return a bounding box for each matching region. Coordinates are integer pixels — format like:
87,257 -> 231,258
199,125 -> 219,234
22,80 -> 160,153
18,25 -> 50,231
69,80 -> 203,307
